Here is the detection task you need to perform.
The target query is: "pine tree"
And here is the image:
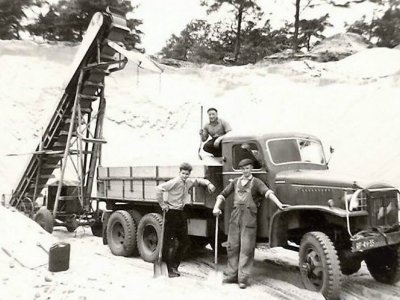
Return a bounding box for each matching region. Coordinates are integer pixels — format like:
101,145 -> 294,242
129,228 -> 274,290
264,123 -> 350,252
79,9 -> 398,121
0,0 -> 32,39
200,0 -> 263,62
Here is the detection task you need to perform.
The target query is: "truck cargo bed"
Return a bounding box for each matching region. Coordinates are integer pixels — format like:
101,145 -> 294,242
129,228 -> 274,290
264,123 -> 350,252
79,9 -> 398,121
97,163 -> 222,208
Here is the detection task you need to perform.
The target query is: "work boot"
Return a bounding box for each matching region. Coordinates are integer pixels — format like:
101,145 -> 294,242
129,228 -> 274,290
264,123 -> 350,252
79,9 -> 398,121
168,268 -> 180,278
171,267 -> 181,276
223,276 -> 238,284
238,279 -> 248,289
168,270 -> 180,278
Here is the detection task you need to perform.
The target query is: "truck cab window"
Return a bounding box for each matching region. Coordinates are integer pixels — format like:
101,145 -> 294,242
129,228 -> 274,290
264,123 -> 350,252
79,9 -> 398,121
267,138 -> 325,165
232,143 -> 262,169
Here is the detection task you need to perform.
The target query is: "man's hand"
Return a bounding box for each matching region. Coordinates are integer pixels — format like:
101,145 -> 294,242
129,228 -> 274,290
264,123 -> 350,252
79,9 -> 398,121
207,183 -> 216,193
279,204 -> 290,210
213,206 -> 222,216
161,204 -> 169,212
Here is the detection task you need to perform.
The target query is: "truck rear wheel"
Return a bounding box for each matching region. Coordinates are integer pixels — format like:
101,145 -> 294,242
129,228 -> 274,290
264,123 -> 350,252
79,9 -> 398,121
299,231 -> 341,300
127,209 -> 142,256
34,207 -> 54,233
137,213 -> 163,263
106,210 -> 136,257
365,245 -> 400,284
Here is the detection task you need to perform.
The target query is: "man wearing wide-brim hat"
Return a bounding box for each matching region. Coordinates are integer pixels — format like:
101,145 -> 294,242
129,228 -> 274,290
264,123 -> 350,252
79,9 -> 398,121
213,158 -> 288,289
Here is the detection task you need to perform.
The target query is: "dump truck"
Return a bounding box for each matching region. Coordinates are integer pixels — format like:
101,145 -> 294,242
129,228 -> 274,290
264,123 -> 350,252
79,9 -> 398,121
96,132 -> 400,299
6,7 -> 400,300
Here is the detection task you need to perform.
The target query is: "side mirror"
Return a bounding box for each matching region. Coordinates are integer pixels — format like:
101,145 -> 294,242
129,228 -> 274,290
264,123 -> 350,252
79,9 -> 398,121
327,145 -> 335,166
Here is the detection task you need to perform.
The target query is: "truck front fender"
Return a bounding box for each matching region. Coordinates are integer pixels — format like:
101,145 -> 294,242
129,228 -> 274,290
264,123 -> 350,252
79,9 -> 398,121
268,205 -> 367,248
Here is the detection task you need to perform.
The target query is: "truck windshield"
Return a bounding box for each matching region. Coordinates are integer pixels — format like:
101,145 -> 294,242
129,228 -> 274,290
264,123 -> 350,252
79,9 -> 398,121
267,138 -> 325,165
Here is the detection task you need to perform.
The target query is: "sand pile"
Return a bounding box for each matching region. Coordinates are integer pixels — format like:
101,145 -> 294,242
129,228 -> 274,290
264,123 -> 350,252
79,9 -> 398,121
0,205 -> 58,269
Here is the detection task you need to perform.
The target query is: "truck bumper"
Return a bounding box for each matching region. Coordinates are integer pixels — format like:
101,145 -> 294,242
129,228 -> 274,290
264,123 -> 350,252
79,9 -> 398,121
351,230 -> 400,252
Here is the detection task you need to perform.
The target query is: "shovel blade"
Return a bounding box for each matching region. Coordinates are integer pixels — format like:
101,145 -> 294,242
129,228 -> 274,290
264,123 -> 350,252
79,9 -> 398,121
153,261 -> 169,278
207,268 -> 224,286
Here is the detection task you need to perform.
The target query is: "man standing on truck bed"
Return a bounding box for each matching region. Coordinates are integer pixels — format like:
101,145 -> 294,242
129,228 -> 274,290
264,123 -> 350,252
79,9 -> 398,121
200,107 -> 232,157
157,162 -> 216,278
212,158 -> 287,289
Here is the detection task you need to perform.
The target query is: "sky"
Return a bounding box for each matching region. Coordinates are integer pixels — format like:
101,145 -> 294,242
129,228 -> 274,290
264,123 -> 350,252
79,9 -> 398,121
132,0 -> 207,54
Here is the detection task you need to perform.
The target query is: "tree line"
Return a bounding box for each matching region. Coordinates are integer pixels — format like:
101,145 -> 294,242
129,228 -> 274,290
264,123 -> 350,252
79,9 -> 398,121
161,0 -> 400,64
1,0 -> 400,65
0,0 -> 142,50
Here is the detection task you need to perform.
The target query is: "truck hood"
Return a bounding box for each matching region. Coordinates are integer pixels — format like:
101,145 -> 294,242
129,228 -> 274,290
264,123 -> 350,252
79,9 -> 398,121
275,169 -> 394,189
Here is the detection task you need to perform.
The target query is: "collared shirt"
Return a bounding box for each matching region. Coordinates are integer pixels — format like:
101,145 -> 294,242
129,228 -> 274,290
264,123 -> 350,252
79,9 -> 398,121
218,175 -> 273,204
203,118 -> 232,139
156,176 -> 211,210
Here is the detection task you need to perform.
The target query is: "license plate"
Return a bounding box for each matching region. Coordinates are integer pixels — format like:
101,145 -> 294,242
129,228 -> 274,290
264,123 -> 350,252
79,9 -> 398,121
353,238 -> 377,251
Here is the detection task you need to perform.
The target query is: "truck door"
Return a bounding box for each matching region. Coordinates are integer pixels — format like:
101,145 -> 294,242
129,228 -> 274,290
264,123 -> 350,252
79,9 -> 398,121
221,140 -> 270,238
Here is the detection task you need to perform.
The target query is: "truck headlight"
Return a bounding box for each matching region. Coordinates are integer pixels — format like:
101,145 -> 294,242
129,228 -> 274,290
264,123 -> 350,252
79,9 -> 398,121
346,189 -> 367,211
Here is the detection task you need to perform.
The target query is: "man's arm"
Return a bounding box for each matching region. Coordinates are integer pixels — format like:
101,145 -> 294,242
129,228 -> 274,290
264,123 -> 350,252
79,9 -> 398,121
200,125 -> 209,142
156,180 -> 174,211
264,189 -> 288,210
212,180 -> 235,215
193,178 -> 216,193
255,178 -> 287,210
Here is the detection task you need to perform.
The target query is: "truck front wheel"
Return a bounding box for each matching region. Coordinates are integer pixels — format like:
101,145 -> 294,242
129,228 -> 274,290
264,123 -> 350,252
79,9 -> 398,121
299,231 -> 342,300
137,213 -> 163,263
365,245 -> 400,284
106,210 -> 136,257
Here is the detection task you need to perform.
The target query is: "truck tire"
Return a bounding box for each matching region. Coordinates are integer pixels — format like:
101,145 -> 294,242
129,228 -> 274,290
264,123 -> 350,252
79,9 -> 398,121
127,209 -> 142,256
91,221 -> 102,237
365,245 -> 400,284
106,210 -> 136,257
339,255 -> 362,275
299,231 -> 341,300
91,210 -> 103,237
102,211 -> 112,245
34,207 -> 54,234
137,213 -> 163,263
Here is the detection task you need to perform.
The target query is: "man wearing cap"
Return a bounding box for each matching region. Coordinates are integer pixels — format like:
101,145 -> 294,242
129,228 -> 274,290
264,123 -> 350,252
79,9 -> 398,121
212,158 -> 287,289
199,108 -> 232,157
157,162 -> 216,278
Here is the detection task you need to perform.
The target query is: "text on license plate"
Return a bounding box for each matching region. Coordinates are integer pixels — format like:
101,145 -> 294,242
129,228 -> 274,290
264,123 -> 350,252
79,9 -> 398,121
354,239 -> 376,251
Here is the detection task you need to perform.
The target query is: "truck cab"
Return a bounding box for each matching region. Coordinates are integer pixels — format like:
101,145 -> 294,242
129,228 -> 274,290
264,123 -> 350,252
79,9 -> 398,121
218,132 -> 400,299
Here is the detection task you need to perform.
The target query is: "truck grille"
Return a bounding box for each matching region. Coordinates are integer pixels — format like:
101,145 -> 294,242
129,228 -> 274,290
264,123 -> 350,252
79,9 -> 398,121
368,190 -> 399,227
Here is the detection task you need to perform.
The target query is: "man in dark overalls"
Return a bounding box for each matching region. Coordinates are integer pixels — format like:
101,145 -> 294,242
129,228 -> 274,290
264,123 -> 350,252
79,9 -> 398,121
213,158 -> 286,289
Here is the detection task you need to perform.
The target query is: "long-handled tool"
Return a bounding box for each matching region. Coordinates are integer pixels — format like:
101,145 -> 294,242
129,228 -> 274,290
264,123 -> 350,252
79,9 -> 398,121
154,210 -> 168,277
198,105 -> 203,159
207,215 -> 223,285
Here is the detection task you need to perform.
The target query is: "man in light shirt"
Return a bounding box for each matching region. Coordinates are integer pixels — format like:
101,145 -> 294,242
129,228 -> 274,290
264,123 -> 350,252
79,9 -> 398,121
199,107 -> 232,157
213,159 -> 287,289
157,162 -> 215,278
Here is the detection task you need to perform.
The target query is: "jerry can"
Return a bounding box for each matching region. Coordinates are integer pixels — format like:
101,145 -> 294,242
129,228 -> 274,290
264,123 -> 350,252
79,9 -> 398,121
48,242 -> 70,272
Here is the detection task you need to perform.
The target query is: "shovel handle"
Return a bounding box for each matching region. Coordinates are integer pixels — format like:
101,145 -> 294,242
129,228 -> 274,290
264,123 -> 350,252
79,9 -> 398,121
198,106 -> 204,159
158,210 -> 166,262
215,215 -> 218,265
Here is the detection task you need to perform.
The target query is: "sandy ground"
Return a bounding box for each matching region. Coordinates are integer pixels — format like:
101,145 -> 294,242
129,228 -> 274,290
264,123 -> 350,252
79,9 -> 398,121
1,204 -> 399,300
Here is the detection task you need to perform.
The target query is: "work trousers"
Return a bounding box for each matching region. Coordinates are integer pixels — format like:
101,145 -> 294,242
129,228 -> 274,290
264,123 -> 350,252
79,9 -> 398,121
203,137 -> 222,157
226,205 -> 257,283
162,209 -> 189,271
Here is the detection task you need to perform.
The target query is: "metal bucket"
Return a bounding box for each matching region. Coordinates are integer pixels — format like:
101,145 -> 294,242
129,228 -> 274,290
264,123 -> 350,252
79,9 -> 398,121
48,242 -> 70,272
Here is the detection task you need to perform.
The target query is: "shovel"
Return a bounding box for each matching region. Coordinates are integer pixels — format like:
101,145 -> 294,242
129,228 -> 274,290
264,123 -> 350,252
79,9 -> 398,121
198,105 -> 203,159
153,210 -> 168,278
207,215 -> 223,285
